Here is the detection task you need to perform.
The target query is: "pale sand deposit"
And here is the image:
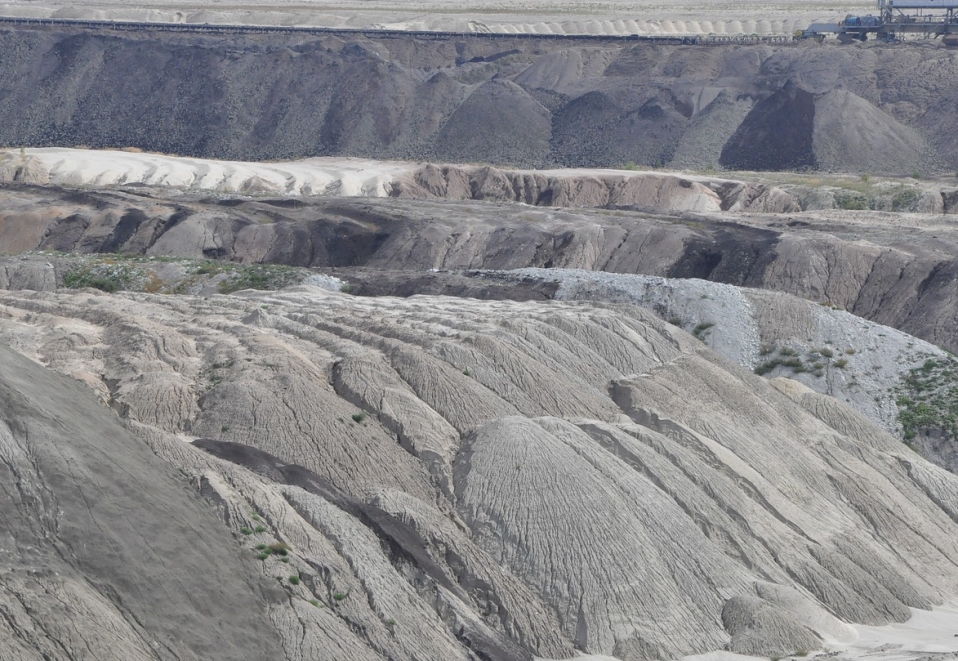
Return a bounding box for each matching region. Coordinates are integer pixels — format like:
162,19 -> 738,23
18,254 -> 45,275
0,0 -> 873,35
0,148 -> 416,197
0,148 -> 774,212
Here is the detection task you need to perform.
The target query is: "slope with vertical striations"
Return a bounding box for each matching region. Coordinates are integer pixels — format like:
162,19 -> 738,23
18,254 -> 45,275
2,285 -> 958,659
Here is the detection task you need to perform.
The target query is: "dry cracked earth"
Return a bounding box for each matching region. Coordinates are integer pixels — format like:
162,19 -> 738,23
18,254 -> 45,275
3,20 -> 958,661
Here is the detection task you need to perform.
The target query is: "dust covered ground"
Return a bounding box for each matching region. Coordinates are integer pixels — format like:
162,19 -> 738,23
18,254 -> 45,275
0,0 -> 871,35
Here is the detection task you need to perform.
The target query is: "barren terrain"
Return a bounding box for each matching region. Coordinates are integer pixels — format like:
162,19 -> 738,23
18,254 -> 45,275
2,14 -> 958,661
1,28 -> 956,173
0,0 -> 870,35
4,282 -> 958,661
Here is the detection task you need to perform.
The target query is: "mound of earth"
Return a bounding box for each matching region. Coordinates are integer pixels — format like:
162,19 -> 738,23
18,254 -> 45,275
721,83 -> 936,173
3,284 -> 958,660
1,26 -> 957,172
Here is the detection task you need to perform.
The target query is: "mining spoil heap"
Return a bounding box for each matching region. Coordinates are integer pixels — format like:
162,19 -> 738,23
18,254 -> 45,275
2,13 -> 958,661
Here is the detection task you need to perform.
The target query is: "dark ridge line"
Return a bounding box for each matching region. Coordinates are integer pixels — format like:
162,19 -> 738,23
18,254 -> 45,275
0,15 -> 798,45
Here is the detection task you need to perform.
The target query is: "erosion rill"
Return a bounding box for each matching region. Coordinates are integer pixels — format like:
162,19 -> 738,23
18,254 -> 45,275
2,14 -> 958,661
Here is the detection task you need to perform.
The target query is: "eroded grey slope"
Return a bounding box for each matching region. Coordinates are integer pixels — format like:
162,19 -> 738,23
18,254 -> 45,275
0,344 -> 285,660
2,286 -> 958,659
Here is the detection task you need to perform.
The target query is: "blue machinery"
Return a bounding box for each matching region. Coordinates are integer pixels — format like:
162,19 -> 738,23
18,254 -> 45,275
803,0 -> 958,41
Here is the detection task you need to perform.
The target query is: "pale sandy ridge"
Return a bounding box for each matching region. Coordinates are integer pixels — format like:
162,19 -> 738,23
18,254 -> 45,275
0,148 -> 782,212
0,0 -> 872,35
0,148 -> 415,197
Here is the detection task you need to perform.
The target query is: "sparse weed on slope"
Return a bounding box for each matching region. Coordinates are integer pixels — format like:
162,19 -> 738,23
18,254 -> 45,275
895,356 -> 958,441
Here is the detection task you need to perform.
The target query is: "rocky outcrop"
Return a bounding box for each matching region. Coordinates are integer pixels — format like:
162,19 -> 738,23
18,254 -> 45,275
3,286 -> 958,659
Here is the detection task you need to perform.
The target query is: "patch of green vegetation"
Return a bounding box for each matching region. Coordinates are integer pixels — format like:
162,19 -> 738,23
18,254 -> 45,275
332,591 -> 348,602
891,188 -> 920,212
288,575 -> 301,585
894,356 -> 958,441
668,317 -> 683,326
834,358 -> 848,369
692,322 -> 715,340
254,525 -> 266,533
754,357 -> 805,376
192,261 -> 223,275
834,191 -> 869,210
218,264 -> 303,294
255,541 -> 291,560
310,599 -> 321,607
819,348 -> 834,358
240,526 -> 253,535
351,412 -> 368,424
63,260 -> 143,292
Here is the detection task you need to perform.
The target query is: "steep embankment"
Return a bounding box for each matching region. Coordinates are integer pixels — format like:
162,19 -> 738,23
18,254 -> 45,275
2,187 -> 958,355
3,285 -> 958,660
0,26 -> 956,172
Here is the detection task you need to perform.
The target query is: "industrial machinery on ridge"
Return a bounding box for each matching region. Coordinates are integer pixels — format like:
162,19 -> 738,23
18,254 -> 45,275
803,0 -> 958,41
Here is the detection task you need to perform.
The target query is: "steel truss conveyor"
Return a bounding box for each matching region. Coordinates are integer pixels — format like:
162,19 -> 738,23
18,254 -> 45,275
803,0 -> 958,41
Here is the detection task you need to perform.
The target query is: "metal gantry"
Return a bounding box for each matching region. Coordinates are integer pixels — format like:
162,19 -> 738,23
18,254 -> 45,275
803,0 -> 958,41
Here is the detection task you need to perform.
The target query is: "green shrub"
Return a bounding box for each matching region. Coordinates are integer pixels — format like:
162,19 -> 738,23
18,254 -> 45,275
218,264 -> 302,294
834,358 -> 848,368
820,348 -> 834,358
352,412 -> 367,423
240,526 -> 253,535
835,192 -> 868,210
289,575 -> 300,585
894,356 -> 958,441
668,317 -> 683,326
193,262 -> 222,275
66,274 -> 121,292
268,542 -> 290,555
693,322 -> 715,340
254,525 -> 266,533
892,188 -> 920,212
332,591 -> 348,601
